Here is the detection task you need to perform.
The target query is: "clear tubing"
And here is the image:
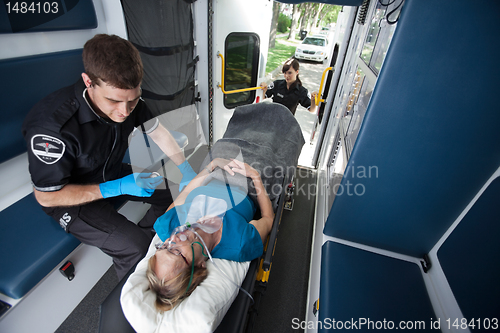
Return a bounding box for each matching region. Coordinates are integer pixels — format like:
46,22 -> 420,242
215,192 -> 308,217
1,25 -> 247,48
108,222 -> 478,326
191,229 -> 254,304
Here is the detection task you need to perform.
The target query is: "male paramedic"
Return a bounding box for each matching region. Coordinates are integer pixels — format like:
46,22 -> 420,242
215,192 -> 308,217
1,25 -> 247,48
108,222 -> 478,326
21,34 -> 197,280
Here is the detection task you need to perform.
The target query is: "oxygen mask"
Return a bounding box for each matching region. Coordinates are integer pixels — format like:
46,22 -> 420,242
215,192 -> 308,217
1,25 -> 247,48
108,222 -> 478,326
155,195 -> 227,255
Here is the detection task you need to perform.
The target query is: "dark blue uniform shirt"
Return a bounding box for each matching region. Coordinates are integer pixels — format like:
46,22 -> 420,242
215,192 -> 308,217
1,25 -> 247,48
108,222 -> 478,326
22,79 -> 155,192
265,79 -> 312,115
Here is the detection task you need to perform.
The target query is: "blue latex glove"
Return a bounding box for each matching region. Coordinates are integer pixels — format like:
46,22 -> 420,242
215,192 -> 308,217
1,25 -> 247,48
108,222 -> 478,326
99,173 -> 163,198
177,160 -> 197,192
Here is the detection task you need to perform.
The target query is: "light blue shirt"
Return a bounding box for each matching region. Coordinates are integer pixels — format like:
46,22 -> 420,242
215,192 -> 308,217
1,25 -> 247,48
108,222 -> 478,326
154,180 -> 264,262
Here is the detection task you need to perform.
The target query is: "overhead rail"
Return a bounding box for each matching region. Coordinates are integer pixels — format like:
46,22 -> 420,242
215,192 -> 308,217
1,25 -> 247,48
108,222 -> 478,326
217,52 -> 263,95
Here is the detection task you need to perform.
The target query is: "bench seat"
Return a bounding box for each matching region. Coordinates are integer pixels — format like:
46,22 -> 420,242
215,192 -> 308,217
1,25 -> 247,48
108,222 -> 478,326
0,49 -> 86,302
438,177 -> 500,322
0,193 -> 81,299
319,241 -> 435,332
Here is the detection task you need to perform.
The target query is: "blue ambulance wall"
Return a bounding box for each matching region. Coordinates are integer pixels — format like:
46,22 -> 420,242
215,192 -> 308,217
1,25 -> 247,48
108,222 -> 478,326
323,0 -> 500,258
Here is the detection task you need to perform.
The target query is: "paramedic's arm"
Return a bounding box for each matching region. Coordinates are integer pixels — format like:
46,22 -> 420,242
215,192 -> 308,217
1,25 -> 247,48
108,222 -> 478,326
34,174 -> 160,207
260,82 -> 269,100
308,91 -> 318,114
228,159 -> 274,244
147,123 -> 185,166
34,184 -> 103,207
148,123 -> 197,191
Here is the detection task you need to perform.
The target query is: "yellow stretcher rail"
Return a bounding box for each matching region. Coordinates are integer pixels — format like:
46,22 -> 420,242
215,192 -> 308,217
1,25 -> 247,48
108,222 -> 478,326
217,52 -> 263,94
257,258 -> 271,283
315,66 -> 333,105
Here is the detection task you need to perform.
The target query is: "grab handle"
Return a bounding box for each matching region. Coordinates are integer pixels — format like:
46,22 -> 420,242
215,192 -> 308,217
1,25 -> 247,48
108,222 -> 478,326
315,66 -> 333,105
217,52 -> 263,94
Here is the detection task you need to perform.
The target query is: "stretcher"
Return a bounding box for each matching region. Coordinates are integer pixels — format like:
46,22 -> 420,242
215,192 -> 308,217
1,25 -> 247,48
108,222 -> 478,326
99,173 -> 290,333
99,102 -> 304,332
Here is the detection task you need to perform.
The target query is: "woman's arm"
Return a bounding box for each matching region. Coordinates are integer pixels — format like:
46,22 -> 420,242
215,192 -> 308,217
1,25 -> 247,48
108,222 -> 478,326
249,174 -> 274,244
166,158 -> 235,211
309,91 -> 318,114
226,159 -> 274,244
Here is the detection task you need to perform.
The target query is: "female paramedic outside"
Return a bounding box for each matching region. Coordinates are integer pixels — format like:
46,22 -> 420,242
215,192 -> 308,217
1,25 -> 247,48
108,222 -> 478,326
147,158 -> 274,311
260,58 -> 318,115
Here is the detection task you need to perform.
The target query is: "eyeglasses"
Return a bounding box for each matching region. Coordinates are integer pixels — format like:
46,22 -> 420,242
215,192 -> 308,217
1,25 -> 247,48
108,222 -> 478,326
156,229 -> 207,268
155,224 -> 211,294
166,240 -> 207,264
177,251 -> 190,267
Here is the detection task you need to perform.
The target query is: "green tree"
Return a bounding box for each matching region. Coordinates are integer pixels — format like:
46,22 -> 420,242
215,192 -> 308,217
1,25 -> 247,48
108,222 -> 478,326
320,5 -> 342,27
269,1 -> 281,49
277,13 -> 291,33
287,4 -> 301,40
312,3 -> 325,30
299,3 -> 313,34
283,2 -> 342,41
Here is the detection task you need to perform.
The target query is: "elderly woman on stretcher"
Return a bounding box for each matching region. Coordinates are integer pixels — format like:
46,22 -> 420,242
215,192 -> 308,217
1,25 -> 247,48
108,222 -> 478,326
147,156 -> 274,311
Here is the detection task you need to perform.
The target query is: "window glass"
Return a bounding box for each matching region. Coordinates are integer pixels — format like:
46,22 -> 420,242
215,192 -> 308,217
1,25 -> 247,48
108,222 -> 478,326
345,70 -> 374,155
303,37 -> 326,47
343,67 -> 365,156
223,33 -> 260,108
360,2 -> 398,74
370,19 -> 397,72
360,3 -> 386,67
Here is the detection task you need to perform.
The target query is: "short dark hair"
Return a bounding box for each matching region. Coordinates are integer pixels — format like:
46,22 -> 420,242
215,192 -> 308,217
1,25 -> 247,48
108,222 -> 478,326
82,34 -> 143,89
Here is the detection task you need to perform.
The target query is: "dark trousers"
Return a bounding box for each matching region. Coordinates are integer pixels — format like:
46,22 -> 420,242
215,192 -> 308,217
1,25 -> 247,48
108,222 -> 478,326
42,181 -> 173,280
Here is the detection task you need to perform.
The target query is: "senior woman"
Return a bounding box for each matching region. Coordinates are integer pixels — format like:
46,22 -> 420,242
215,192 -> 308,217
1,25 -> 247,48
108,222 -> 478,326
147,157 -> 274,311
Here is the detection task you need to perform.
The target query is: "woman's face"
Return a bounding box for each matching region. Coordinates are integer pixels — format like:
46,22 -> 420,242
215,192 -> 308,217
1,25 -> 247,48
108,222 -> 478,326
154,233 -> 206,280
283,67 -> 299,85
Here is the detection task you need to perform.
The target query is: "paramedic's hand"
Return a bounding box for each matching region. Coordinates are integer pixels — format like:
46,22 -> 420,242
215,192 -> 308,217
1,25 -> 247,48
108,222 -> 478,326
260,82 -> 268,96
99,173 -> 163,198
311,91 -> 319,106
177,160 -> 197,192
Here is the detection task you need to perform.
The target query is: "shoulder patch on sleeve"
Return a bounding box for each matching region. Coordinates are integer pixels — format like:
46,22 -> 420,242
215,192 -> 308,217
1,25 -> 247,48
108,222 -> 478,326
31,134 -> 66,164
268,81 -> 274,90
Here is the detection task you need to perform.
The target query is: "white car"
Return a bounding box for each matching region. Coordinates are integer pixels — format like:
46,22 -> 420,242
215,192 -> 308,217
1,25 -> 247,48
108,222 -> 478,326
294,35 -> 329,63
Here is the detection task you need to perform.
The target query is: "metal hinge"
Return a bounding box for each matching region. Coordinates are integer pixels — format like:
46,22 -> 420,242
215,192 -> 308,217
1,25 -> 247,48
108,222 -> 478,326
420,254 -> 432,273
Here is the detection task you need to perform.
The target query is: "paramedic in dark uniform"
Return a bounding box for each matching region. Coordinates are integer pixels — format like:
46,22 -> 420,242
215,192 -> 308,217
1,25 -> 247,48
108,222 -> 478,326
260,58 -> 318,115
21,34 -> 197,280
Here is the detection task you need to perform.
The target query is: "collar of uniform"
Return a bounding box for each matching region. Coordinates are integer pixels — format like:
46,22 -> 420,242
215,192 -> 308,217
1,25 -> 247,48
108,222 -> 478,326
289,80 -> 301,91
75,78 -> 117,126
279,79 -> 300,91
74,78 -> 100,124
